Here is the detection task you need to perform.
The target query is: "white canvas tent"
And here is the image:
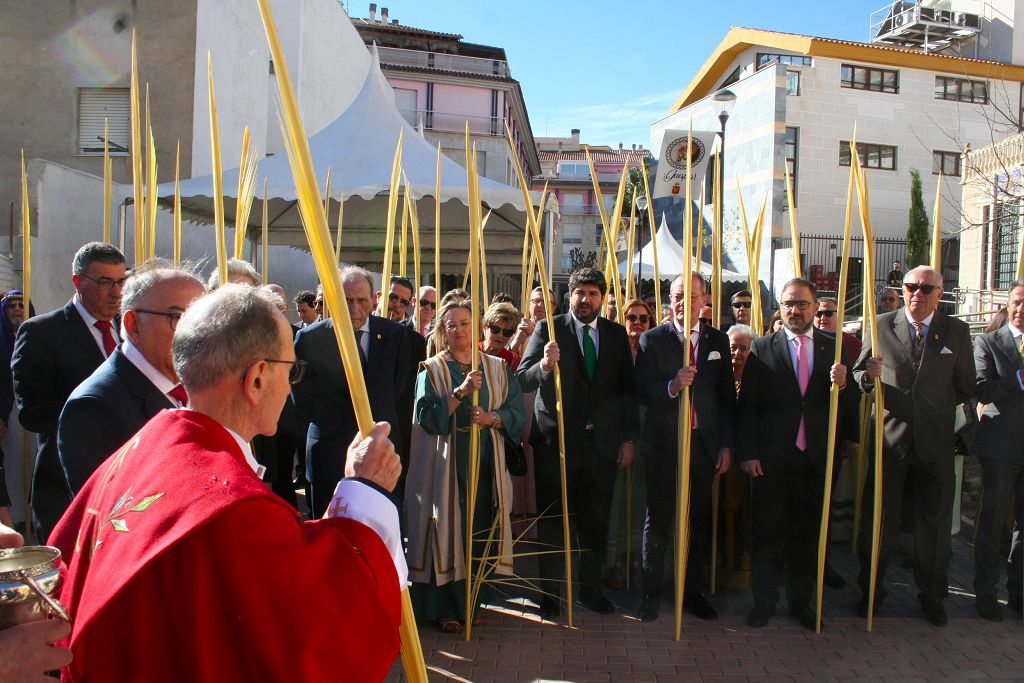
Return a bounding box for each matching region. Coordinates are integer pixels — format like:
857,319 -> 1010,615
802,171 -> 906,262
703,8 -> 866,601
155,47 -> 541,272
618,214 -> 744,281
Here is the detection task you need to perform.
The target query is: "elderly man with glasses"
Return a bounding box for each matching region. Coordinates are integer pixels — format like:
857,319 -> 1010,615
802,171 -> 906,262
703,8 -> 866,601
853,265 -> 975,627
57,263 -> 205,495
48,284 -> 405,681
12,242 -> 126,538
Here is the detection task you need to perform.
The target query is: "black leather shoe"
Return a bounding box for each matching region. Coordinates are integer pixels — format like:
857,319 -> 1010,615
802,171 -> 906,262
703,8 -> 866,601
747,603 -> 775,628
976,596 -> 1003,622
824,563 -> 846,589
638,594 -> 659,622
580,588 -> 616,615
856,591 -> 885,618
684,591 -> 718,620
789,604 -> 819,631
538,596 -> 561,619
919,594 -> 947,627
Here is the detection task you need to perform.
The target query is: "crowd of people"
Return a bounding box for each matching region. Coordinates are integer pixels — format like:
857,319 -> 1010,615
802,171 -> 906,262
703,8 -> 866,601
1,239 -> 1020,680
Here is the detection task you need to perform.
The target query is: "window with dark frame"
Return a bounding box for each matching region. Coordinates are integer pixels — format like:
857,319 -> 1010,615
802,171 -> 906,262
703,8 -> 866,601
932,150 -> 962,176
934,76 -> 988,104
839,140 -> 897,170
784,127 -> 799,207
756,53 -> 812,69
841,64 -> 899,93
995,201 -> 1021,290
785,70 -> 801,96
721,65 -> 741,88
981,204 -> 990,288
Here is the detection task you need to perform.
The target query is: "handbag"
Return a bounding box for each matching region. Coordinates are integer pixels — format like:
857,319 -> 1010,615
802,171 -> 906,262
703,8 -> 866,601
503,433 -> 528,476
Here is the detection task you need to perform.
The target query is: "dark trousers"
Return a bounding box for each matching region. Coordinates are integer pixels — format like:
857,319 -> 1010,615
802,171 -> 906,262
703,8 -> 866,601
641,431 -> 714,598
751,447 -> 823,612
974,457 -> 1024,602
857,446 -> 955,602
534,432 -> 618,599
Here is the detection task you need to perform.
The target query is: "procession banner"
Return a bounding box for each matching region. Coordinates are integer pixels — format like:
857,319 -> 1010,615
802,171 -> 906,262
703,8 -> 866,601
652,130 -> 716,200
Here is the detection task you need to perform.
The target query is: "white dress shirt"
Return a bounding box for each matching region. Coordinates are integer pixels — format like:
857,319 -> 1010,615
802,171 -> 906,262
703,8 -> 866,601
1007,323 -> 1024,390
121,339 -> 182,406
221,423 -> 266,481
74,294 -> 120,357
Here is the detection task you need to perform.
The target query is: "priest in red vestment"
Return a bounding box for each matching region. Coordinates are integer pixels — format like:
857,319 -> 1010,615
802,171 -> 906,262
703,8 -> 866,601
49,284 -> 406,682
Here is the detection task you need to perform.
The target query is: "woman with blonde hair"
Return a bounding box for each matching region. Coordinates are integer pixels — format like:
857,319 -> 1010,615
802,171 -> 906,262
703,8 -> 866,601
405,299 -> 526,634
480,301 -> 523,372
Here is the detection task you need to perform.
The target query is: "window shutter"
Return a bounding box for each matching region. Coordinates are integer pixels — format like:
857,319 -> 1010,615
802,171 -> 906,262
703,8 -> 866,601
78,88 -> 130,154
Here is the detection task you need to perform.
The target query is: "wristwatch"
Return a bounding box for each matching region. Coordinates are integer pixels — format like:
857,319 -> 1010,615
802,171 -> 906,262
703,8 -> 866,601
453,387 -> 465,401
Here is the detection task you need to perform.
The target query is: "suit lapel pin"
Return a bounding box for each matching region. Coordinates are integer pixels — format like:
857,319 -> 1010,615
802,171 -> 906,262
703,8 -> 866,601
376,333 -> 382,340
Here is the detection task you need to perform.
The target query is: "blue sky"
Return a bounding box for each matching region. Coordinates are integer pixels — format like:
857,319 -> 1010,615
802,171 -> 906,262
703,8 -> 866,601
368,1 -> 890,147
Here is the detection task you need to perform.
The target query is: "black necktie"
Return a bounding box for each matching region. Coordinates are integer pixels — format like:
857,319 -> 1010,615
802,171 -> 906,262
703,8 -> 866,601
355,330 -> 368,369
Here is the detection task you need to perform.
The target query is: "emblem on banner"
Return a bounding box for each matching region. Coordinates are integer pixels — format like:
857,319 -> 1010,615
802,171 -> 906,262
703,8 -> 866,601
665,136 -> 706,171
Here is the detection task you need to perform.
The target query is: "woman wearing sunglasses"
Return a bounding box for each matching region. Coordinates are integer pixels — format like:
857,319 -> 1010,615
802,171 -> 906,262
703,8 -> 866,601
605,298 -> 654,588
479,302 -> 523,372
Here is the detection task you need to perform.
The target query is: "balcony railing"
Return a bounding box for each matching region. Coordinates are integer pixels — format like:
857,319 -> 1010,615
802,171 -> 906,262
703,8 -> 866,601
377,46 -> 511,79
558,204 -> 603,216
553,172 -> 624,183
398,109 -> 505,136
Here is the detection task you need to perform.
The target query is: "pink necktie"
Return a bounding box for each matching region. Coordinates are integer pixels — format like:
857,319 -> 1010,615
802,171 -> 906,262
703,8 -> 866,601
795,335 -> 810,451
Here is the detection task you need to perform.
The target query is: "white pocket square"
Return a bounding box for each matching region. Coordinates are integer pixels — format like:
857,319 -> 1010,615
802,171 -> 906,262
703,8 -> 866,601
940,346 -> 953,355
707,350 -> 722,361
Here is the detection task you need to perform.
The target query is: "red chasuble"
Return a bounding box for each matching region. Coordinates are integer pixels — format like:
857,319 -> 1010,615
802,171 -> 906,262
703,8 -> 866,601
49,409 -> 400,682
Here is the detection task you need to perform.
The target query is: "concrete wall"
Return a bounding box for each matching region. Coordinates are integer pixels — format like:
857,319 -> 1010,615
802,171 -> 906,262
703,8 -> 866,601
0,0 -> 198,214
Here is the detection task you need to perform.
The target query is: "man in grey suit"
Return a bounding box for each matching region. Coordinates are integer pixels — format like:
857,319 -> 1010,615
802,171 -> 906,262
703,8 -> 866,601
853,265 -> 975,626
58,265 -> 204,494
972,278 -> 1024,621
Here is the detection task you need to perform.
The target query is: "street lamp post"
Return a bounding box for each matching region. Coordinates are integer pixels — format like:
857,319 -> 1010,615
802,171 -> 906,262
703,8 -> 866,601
635,192 -> 648,299
711,88 -> 736,320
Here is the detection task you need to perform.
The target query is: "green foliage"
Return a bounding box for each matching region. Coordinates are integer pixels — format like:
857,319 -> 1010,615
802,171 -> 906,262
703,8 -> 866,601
906,168 -> 929,269
623,167 -> 646,217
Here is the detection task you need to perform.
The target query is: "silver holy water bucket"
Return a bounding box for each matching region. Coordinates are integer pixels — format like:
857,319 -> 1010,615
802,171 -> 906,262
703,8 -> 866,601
0,546 -> 69,629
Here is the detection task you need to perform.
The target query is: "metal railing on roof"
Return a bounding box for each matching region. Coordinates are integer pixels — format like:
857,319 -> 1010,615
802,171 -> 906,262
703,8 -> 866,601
377,46 -> 510,78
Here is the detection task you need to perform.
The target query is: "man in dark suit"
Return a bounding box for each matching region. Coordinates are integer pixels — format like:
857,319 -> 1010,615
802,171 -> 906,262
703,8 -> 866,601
739,278 -> 856,630
253,284 -> 307,507
383,276 -> 426,500
13,242 -> 126,539
634,273 -> 735,622
971,279 -> 1024,621
58,266 -> 204,494
294,266 -> 409,517
517,267 -> 639,617
853,265 -> 975,626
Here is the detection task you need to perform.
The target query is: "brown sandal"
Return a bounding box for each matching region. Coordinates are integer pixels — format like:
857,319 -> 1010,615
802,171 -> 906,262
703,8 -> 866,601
437,617 -> 462,634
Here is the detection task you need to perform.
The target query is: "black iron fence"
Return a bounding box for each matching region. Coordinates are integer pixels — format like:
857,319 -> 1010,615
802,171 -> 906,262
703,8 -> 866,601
770,234 -> 959,314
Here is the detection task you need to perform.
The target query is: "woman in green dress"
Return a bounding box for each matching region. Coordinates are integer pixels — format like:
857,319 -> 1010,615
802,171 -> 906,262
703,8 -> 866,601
405,299 -> 526,634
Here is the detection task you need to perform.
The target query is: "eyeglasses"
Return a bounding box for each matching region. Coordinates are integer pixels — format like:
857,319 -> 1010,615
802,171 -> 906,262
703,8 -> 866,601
700,317 -> 713,326
80,274 -> 129,292
4,301 -> 23,309
732,301 -> 752,309
625,314 -> 650,324
904,283 -> 939,295
417,300 -> 436,310
134,308 -> 183,331
488,324 -> 515,337
388,293 -> 411,307
263,358 -> 307,384
780,300 -> 811,311
814,310 -> 836,318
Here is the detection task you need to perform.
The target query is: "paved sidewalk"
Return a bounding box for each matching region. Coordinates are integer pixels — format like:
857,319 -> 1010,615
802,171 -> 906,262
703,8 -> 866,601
387,535 -> 1024,682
